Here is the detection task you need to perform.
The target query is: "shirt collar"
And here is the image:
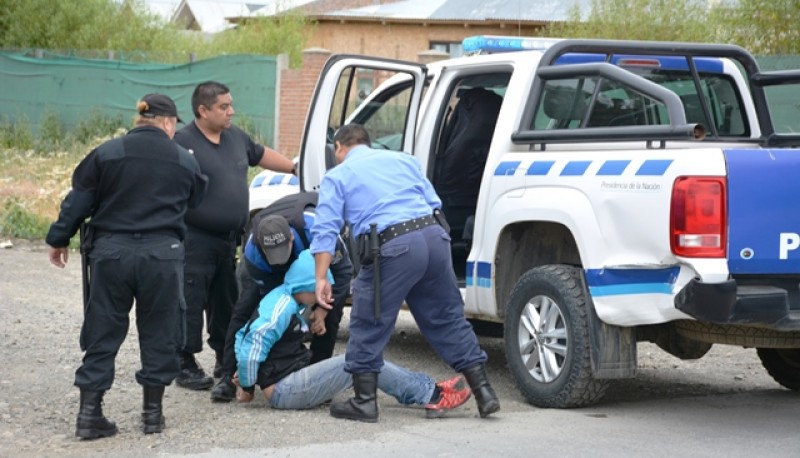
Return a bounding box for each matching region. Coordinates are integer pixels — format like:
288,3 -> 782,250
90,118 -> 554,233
344,144 -> 370,160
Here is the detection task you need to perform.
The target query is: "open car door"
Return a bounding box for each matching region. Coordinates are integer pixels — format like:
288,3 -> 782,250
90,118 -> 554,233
298,55 -> 427,191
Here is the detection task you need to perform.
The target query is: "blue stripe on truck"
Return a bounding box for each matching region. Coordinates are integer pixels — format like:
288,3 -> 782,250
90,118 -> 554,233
585,267 -> 679,296
494,159 -> 673,177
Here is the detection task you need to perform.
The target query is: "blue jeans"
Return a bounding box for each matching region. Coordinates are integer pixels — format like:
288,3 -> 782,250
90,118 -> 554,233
269,355 -> 435,409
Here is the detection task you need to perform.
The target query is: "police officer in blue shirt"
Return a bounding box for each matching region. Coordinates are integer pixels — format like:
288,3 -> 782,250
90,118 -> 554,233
310,123 -> 500,422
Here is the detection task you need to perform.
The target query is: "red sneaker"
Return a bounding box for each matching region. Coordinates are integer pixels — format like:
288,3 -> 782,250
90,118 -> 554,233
425,375 -> 472,418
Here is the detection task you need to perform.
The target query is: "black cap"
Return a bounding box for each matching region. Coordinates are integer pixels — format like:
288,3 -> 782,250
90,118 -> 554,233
257,215 -> 293,265
138,93 -> 183,123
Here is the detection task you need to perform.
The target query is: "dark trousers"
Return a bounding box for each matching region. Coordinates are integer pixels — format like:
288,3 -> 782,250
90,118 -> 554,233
74,234 -> 183,390
345,224 -> 487,374
219,250 -> 353,378
182,228 -> 238,355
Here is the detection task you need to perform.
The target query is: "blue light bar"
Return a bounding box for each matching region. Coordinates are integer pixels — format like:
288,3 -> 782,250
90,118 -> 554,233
461,35 -> 726,73
462,35 -> 563,55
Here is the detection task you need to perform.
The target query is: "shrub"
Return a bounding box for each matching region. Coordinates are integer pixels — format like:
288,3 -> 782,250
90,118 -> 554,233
0,197 -> 51,240
70,110 -> 127,144
0,115 -> 34,150
36,110 -> 66,153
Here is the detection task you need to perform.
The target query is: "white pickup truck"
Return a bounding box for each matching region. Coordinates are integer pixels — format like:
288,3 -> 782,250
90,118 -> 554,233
285,36 -> 800,408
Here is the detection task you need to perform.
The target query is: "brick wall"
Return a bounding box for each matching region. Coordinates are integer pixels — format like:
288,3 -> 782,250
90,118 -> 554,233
278,48 -> 332,157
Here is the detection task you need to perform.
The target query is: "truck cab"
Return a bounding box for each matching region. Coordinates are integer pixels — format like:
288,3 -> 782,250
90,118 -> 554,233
298,36 -> 800,407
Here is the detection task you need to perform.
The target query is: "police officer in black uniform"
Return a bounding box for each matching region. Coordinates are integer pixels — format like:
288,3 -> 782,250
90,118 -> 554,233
210,191 -> 353,402
46,94 -> 207,439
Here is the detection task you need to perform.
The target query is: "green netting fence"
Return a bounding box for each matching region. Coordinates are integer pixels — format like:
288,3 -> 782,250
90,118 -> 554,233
0,51 -> 278,143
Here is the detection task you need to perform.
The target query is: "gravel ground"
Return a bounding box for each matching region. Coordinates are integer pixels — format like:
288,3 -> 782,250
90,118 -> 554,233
0,239 -> 786,457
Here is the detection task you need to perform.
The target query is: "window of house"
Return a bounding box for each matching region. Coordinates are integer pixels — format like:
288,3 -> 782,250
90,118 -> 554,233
430,41 -> 464,58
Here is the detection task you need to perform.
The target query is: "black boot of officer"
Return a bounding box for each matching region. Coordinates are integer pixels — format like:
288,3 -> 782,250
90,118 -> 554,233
329,373 -> 378,423
142,385 -> 166,434
176,352 -> 213,390
75,389 -> 118,440
462,364 -> 500,418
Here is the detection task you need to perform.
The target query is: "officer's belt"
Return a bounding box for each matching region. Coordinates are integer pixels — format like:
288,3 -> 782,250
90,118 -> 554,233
94,229 -> 179,239
378,215 -> 438,245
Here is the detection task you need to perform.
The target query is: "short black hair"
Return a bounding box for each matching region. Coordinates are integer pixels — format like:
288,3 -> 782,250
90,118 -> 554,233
191,81 -> 230,118
333,123 -> 371,147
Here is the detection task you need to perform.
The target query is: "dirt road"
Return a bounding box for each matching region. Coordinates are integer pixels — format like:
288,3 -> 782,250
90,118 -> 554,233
0,241 -> 788,457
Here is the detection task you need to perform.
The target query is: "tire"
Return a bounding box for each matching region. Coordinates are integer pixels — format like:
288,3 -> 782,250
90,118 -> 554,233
504,264 -> 608,408
674,321 -> 800,348
757,348 -> 800,391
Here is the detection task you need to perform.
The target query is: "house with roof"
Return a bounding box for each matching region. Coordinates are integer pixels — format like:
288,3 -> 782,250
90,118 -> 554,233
303,0 -> 588,59
168,0 -> 391,34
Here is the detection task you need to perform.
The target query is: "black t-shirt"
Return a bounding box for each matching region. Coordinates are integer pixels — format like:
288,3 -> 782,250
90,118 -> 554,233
174,121 -> 265,233
45,126 -> 207,247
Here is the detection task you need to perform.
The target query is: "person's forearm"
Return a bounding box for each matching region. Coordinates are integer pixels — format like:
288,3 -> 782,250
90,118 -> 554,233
314,252 -> 332,280
258,147 -> 294,173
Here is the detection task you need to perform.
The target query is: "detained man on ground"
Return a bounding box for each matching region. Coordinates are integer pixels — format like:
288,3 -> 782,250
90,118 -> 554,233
233,250 -> 471,418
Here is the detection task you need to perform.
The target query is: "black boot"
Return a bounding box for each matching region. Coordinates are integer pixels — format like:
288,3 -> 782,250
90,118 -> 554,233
210,375 -> 236,403
176,352 -> 213,390
142,385 -> 166,434
329,373 -> 378,423
462,364 -> 500,418
75,389 -> 118,440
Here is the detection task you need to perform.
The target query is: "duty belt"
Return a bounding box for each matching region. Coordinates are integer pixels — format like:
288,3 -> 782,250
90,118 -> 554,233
94,229 -> 179,239
378,215 -> 438,245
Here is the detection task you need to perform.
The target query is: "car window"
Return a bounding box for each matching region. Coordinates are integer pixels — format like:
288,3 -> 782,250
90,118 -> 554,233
531,67 -> 748,137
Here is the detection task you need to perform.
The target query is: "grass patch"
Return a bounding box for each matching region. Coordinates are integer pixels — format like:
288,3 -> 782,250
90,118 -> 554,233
0,112 -> 127,242
0,197 -> 52,239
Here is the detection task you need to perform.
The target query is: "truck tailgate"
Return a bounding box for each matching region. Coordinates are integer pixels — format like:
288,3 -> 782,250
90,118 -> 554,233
726,148 -> 800,274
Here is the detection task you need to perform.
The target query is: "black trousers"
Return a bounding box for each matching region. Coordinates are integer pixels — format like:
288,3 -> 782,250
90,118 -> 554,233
219,251 -> 353,378
74,233 -> 184,390
181,228 -> 238,356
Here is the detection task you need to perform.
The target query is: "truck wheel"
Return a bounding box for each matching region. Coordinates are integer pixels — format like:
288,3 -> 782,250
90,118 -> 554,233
757,348 -> 800,390
504,264 -> 608,408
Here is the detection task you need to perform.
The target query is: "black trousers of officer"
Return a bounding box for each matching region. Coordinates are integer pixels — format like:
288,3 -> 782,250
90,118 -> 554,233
181,228 -> 238,356
74,233 -> 184,391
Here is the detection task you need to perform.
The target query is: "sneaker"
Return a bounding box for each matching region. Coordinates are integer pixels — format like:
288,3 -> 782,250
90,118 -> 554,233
425,375 -> 472,419
176,353 -> 213,391
210,375 -> 236,403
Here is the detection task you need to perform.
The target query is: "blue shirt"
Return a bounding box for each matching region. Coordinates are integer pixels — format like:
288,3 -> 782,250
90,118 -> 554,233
310,145 -> 441,255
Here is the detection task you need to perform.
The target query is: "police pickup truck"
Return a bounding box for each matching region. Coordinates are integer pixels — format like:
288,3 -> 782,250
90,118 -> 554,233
291,36 -> 800,408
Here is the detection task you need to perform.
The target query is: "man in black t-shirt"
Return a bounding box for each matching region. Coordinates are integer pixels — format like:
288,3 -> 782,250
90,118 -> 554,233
173,81 -> 295,391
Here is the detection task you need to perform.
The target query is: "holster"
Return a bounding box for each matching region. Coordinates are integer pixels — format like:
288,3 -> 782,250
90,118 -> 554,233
433,208 -> 450,234
357,232 -> 376,266
80,223 -> 94,254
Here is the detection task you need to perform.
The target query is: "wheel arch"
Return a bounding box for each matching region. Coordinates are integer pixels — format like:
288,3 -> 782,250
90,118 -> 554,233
494,221 -> 581,319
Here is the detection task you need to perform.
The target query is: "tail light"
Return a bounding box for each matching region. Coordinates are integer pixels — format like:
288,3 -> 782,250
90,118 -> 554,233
670,176 -> 727,258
